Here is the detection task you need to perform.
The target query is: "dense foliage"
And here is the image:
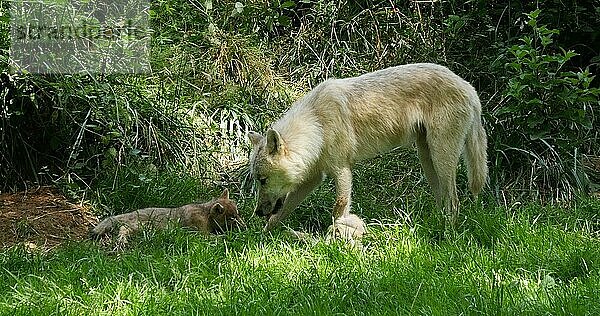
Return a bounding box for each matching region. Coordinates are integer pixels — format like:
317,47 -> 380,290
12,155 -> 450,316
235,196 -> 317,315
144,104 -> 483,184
1,0 -> 598,199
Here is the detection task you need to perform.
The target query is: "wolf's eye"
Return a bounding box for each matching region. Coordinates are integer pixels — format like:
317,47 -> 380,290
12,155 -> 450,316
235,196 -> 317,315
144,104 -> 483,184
259,177 -> 267,185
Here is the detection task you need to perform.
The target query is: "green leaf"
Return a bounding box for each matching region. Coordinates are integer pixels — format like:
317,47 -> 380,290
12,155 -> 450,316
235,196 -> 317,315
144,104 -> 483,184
508,62 -> 522,71
496,104 -> 518,115
105,147 -> 117,158
530,128 -> 549,140
558,71 -> 576,77
528,9 -> 541,19
563,50 -> 578,60
130,148 -> 141,156
526,98 -> 542,107
541,55 -> 559,63
281,1 -> 296,9
278,15 -> 291,27
540,35 -> 553,47
520,36 -> 533,46
527,115 -> 543,128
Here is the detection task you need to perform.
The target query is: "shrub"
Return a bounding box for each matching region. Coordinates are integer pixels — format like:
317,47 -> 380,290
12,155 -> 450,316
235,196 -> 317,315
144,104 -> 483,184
491,10 -> 599,197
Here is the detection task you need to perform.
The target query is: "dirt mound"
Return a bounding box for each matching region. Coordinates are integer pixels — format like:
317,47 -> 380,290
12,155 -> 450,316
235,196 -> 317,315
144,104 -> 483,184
0,186 -> 98,251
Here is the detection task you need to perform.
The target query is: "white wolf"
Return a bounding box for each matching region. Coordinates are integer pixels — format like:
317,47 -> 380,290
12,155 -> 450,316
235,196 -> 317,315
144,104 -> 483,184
249,63 -> 488,231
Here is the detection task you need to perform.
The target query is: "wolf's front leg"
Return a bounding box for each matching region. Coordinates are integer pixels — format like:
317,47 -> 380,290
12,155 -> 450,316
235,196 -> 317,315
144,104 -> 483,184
264,173 -> 324,231
332,166 -> 352,218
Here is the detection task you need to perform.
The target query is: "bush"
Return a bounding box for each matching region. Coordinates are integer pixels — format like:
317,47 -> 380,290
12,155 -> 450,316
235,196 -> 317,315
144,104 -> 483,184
491,10 -> 599,197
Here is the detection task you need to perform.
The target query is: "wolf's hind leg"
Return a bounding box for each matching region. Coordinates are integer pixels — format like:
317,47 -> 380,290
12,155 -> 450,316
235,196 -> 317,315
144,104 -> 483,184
416,132 -> 441,205
427,133 -> 462,227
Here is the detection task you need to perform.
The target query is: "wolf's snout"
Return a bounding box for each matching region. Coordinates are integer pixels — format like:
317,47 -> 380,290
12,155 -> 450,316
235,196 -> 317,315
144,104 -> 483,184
254,197 -> 284,217
254,201 -> 271,217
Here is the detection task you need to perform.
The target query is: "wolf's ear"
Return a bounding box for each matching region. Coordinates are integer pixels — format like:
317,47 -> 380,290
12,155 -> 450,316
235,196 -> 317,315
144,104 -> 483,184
210,203 -> 224,215
266,129 -> 283,155
219,188 -> 229,200
248,131 -> 263,147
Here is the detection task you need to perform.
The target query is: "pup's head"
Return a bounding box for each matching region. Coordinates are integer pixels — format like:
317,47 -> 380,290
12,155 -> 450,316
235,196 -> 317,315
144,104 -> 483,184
208,189 -> 246,233
248,129 -> 295,219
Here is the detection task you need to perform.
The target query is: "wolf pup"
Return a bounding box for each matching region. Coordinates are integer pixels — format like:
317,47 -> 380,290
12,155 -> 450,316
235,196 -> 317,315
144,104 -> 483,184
249,63 -> 488,231
91,189 -> 245,243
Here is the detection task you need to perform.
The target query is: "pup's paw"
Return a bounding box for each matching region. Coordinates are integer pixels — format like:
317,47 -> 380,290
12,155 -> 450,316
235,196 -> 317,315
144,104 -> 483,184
330,214 -> 366,238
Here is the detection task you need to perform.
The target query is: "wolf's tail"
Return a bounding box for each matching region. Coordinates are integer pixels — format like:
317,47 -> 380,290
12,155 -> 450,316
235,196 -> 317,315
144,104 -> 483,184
464,101 -> 488,197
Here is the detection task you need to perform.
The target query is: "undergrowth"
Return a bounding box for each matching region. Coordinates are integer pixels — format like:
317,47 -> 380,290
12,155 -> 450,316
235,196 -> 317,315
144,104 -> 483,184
1,192 -> 599,315
1,2 -> 598,199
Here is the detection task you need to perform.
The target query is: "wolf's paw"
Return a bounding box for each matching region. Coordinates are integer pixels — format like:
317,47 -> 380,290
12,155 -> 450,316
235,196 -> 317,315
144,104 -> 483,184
326,213 -> 366,248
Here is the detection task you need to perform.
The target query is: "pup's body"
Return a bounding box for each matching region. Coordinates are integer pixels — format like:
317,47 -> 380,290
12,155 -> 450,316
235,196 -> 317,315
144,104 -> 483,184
249,63 -> 488,231
91,189 -> 244,243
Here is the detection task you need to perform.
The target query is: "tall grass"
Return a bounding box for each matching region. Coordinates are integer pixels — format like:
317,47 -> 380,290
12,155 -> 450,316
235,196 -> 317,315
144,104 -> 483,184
2,1 -> 597,197
1,192 -> 599,315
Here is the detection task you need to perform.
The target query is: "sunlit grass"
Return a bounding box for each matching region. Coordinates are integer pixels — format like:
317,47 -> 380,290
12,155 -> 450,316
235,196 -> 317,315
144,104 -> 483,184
1,186 -> 599,315
1,153 -> 599,315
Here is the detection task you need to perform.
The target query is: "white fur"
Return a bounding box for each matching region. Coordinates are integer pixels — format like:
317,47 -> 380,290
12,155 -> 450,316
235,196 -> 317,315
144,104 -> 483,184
250,63 -> 488,230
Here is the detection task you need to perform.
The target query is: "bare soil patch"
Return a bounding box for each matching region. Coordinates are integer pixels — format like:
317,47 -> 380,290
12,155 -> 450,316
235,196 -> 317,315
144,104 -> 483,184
0,186 -> 98,250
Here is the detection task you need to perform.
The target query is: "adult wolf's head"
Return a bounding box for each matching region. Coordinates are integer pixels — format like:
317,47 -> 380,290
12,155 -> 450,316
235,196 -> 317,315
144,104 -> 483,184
248,129 -> 296,219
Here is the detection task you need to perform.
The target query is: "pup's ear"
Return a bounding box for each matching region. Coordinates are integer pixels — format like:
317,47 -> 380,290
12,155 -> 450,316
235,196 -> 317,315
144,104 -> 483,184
266,129 -> 283,155
210,203 -> 224,215
219,188 -> 229,200
248,131 -> 264,147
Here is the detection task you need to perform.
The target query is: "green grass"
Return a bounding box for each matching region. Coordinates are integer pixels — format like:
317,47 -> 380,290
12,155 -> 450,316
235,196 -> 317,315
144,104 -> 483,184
1,154 -> 599,315
1,204 -> 599,315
